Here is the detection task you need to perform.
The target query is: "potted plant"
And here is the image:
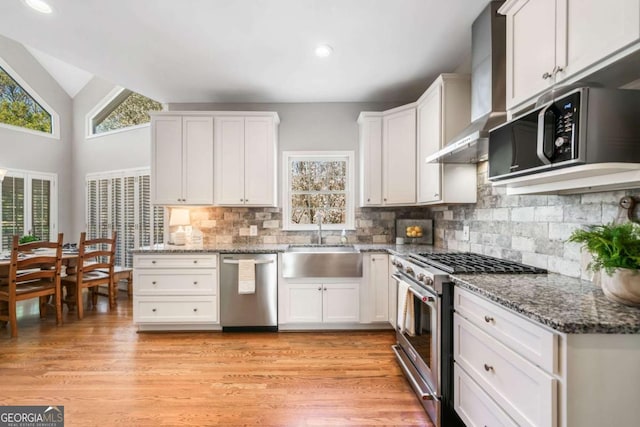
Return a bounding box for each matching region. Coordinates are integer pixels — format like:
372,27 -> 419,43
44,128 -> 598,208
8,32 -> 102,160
19,234 -> 39,244
569,222 -> 640,306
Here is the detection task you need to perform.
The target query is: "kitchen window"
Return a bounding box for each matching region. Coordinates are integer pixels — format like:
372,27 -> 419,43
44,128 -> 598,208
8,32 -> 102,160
86,168 -> 164,267
282,151 -> 354,231
0,57 -> 59,138
87,87 -> 162,137
0,169 -> 57,251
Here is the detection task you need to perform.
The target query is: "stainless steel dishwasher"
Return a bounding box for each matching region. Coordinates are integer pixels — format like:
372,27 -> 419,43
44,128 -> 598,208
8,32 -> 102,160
219,253 -> 278,331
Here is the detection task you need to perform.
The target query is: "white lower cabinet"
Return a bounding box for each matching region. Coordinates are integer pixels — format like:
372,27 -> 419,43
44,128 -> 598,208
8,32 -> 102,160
454,363 -> 519,427
133,254 -> 219,331
281,282 -> 359,325
454,286 -> 640,427
362,253 -> 389,324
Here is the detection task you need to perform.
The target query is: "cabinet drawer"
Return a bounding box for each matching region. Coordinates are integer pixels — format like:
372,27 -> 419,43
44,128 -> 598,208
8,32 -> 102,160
134,296 -> 218,324
134,269 -> 217,295
454,314 -> 557,427
134,254 -> 217,269
454,364 -> 518,427
454,287 -> 557,373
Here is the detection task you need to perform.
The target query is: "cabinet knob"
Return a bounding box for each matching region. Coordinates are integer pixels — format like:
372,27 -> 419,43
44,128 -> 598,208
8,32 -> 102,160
193,260 -> 198,264
372,258 -> 375,262
318,286 -> 322,291
152,308 -> 157,312
542,71 -> 553,80
241,198 -> 244,202
483,363 -> 494,373
152,281 -> 157,285
193,281 -> 198,285
383,198 -> 387,202
367,198 -> 370,202
193,308 -> 198,312
484,315 -> 495,324
151,260 -> 156,264
553,65 -> 564,75
434,193 -> 439,197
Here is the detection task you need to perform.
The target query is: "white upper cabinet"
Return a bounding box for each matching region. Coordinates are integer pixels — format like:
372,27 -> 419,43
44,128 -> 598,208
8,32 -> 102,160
417,74 -> 476,205
152,114 -> 214,205
214,113 -> 278,207
383,106 -> 417,205
358,114 -> 383,206
358,105 -> 416,207
501,0 -> 640,111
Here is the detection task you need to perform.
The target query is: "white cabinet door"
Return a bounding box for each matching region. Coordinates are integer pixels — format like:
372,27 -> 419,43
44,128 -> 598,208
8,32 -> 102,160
285,283 -> 323,323
244,116 -> 275,206
358,114 -> 383,206
562,0 -> 640,79
383,107 -> 416,205
369,254 -> 389,323
505,0 -> 557,109
417,85 -> 442,204
323,283 -> 360,323
183,116 -> 214,204
388,257 -> 398,328
152,116 -> 183,204
214,116 -> 245,205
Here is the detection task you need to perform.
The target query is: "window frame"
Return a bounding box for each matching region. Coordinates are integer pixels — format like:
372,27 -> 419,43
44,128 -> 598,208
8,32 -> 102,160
85,87 -> 164,139
281,150 -> 355,231
0,168 -> 58,251
0,56 -> 60,139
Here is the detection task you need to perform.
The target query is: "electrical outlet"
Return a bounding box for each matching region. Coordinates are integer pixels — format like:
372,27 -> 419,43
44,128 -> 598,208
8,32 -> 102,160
462,225 -> 470,241
249,225 -> 258,236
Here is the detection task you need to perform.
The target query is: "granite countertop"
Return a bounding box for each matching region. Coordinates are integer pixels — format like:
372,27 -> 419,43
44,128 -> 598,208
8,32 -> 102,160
451,273 -> 640,334
130,243 -> 438,254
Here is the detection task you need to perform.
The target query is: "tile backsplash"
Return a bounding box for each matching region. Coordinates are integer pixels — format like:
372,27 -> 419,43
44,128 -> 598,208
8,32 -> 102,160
429,162 -> 639,278
179,206 -> 430,246
171,161 -> 638,280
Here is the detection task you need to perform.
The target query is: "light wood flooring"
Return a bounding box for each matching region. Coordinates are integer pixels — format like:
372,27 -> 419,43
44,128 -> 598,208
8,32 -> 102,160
0,293 -> 433,426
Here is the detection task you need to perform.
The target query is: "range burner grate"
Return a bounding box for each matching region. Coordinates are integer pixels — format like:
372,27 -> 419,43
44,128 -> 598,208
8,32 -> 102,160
415,252 -> 547,275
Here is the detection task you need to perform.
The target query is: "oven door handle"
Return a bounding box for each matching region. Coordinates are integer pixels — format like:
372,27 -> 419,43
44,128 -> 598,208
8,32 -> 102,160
391,273 -> 436,303
392,344 -> 437,401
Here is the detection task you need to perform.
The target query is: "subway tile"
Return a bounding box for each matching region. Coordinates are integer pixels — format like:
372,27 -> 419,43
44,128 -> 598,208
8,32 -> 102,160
510,207 -> 535,222
534,205 -> 563,222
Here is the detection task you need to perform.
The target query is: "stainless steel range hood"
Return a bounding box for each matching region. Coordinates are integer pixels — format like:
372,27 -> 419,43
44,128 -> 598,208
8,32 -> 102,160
426,1 -> 506,164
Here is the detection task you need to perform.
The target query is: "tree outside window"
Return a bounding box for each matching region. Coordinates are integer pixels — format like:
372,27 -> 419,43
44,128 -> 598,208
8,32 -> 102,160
0,66 -> 52,133
283,152 -> 354,231
92,90 -> 162,135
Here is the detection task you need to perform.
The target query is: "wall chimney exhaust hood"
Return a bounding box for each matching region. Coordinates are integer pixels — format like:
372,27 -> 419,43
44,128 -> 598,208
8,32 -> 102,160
426,1 -> 506,164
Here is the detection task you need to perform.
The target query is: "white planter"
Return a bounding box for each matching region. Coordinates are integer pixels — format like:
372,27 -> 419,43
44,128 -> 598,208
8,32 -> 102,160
600,268 -> 640,307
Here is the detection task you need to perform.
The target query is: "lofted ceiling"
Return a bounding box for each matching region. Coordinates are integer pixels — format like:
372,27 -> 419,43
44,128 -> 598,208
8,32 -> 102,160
0,0 -> 489,103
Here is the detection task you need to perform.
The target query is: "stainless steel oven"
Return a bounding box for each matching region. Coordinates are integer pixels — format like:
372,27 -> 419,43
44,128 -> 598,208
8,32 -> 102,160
390,251 -> 547,427
391,255 -> 450,427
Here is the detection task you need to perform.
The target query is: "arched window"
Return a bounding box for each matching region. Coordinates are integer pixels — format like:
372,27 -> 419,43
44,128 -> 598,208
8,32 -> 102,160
88,88 -> 163,136
0,59 -> 57,137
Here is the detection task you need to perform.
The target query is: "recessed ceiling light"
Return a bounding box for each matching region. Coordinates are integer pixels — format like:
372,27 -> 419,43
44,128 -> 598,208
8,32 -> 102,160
315,44 -> 333,58
24,0 -> 53,14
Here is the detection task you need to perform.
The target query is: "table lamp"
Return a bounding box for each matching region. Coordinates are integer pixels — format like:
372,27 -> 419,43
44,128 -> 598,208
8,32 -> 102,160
169,208 -> 190,245
0,168 -> 7,182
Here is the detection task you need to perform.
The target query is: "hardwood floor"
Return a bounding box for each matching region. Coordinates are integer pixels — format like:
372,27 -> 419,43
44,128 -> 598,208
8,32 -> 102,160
0,293 -> 433,426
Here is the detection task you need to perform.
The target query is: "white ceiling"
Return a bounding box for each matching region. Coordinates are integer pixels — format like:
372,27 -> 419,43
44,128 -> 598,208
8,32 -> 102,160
0,0 -> 490,103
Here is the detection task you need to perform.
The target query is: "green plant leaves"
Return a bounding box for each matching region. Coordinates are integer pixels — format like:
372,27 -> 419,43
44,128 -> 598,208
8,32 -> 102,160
568,222 -> 640,274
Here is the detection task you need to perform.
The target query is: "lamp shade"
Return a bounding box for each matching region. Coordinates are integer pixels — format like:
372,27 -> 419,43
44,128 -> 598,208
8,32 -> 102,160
169,208 -> 191,226
0,168 -> 7,182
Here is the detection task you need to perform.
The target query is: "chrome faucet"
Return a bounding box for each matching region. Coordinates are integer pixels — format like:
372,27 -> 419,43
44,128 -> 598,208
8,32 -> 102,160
314,211 -> 324,244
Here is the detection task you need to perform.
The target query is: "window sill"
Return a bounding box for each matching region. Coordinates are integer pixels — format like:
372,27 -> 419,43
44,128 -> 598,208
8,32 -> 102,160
86,122 -> 150,140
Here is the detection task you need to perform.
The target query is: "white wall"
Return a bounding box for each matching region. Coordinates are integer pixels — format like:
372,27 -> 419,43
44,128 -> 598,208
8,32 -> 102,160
70,76 -> 152,237
0,35 -> 73,239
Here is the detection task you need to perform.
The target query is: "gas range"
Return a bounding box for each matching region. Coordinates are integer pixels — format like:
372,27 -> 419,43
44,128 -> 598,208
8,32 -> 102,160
411,252 -> 547,275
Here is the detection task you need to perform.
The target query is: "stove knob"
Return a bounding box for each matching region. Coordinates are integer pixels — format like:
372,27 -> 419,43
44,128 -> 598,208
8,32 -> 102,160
555,136 -> 568,147
396,262 -> 403,270
405,266 -> 414,275
417,273 -> 425,282
423,276 -> 434,287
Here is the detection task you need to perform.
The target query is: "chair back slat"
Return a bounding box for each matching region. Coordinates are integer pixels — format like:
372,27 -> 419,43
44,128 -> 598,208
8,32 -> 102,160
9,235 -> 63,291
76,231 -> 117,283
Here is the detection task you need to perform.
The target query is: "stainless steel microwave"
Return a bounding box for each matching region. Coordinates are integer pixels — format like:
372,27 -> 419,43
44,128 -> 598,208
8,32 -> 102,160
488,87 -> 640,181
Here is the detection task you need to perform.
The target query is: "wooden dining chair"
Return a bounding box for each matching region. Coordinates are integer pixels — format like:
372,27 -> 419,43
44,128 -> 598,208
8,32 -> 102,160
62,231 -> 117,320
0,233 -> 64,338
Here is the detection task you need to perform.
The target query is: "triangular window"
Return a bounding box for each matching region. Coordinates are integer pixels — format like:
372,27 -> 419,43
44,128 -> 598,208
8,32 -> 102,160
90,89 -> 162,135
0,65 -> 53,134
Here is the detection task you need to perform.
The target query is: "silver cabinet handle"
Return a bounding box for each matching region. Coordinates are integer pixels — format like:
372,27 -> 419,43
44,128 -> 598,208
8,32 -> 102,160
392,345 -> 436,401
553,65 -> 564,75
484,363 -> 494,373
542,71 -> 553,80
484,315 -> 494,323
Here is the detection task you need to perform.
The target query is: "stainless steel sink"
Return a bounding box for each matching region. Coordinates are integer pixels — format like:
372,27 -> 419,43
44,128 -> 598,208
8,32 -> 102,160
282,245 -> 363,278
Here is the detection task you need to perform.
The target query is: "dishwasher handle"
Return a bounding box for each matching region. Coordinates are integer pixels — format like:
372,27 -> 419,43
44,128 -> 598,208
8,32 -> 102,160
222,259 -> 274,265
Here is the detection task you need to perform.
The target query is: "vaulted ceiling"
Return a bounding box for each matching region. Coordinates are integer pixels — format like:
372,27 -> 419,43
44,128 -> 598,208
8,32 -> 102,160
0,0 -> 489,103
